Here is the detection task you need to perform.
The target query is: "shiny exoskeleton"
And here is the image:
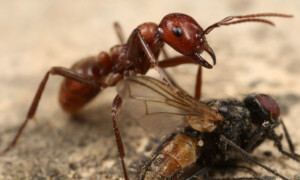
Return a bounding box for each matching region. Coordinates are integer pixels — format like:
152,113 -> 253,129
2,12 -> 292,180
116,76 -> 299,180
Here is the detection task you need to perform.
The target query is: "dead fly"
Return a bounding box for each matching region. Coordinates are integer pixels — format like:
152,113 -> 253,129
116,76 -> 299,180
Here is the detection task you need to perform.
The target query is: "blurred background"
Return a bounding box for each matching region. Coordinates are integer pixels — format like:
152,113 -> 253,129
0,0 -> 299,179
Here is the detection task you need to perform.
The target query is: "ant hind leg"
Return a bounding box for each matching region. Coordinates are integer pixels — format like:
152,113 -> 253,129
1,67 -> 102,155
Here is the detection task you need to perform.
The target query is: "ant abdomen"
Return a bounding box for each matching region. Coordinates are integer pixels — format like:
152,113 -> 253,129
59,53 -> 112,114
141,134 -> 198,180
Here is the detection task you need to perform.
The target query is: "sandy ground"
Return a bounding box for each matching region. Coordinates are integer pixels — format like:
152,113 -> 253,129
0,0 -> 300,179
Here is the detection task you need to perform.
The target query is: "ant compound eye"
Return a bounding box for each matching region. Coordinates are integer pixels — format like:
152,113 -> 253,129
172,26 -> 182,37
256,94 -> 280,120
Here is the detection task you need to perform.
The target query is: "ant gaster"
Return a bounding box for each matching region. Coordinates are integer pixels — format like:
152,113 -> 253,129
1,13 -> 292,180
117,76 -> 299,180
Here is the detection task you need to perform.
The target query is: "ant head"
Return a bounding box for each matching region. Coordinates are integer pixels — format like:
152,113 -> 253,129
244,94 -> 280,126
158,13 -> 216,69
158,12 -> 292,69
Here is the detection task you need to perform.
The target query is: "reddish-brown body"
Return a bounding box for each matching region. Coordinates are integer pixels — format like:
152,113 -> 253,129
59,23 -> 163,114
2,12 -> 292,180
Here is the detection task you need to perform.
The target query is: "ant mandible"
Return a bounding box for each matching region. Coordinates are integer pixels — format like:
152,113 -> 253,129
2,12 -> 292,180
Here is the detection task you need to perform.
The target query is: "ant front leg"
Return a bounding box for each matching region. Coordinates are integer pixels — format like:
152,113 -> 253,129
110,95 -> 129,180
128,29 -> 175,90
159,56 -> 203,99
1,67 -> 103,155
195,65 -> 202,100
114,21 -> 180,89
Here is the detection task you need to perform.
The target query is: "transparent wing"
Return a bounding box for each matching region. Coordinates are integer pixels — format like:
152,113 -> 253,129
117,76 -> 221,137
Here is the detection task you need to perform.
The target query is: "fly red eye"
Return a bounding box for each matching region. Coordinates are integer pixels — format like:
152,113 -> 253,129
172,26 -> 182,37
256,94 -> 280,119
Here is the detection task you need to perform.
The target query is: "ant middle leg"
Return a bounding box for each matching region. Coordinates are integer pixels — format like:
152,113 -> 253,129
127,29 -> 175,89
1,66 -> 105,155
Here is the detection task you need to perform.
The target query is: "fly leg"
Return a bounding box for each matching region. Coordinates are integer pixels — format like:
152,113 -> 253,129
244,120 -> 300,162
270,130 -> 300,162
279,119 -> 300,158
220,135 -> 289,180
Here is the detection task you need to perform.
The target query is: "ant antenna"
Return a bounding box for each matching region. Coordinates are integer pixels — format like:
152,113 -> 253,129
203,13 -> 293,35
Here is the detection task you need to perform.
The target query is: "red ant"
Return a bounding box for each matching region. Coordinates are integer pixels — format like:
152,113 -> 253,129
1,12 -> 292,180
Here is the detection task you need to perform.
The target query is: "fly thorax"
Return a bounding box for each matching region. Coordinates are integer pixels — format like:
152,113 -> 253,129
188,117 -> 216,132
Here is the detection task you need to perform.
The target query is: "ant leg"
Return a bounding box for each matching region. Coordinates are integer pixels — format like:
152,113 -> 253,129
159,47 -> 181,89
114,19 -> 183,91
158,55 -> 194,68
113,20 -> 180,91
220,135 -> 289,180
111,95 -> 129,180
270,130 -> 300,162
195,65 -> 202,100
1,67 -> 104,155
113,22 -> 125,44
159,54 -> 203,99
159,56 -> 198,95
128,29 -> 175,89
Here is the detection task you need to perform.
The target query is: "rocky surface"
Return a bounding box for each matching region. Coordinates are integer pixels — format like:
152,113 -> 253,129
0,0 -> 299,179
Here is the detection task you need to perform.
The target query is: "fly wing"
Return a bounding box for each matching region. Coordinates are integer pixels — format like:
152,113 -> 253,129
117,76 -> 221,137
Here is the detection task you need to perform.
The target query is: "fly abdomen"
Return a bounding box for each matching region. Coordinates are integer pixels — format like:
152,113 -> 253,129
141,134 -> 198,180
